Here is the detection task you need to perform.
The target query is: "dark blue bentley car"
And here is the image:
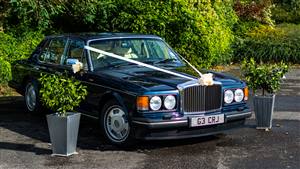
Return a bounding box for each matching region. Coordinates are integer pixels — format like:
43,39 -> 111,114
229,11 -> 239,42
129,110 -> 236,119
9,33 -> 251,146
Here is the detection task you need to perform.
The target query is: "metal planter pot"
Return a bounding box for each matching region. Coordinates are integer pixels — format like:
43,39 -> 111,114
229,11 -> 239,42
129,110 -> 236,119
253,95 -> 275,129
46,112 -> 81,156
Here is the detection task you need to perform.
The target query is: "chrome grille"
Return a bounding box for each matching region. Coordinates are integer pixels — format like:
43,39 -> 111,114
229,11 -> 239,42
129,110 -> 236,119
183,85 -> 222,113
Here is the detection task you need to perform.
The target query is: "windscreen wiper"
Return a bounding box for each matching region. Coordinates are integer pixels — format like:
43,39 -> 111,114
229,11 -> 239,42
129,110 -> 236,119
110,62 -> 137,68
153,58 -> 178,64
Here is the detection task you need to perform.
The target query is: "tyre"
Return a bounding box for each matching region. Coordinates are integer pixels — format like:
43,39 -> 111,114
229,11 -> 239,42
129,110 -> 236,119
24,81 -> 42,114
100,100 -> 135,146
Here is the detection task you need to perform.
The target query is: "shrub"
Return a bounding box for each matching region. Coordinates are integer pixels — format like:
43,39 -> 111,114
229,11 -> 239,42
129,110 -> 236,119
109,0 -> 238,68
0,57 -> 11,84
3,0 -> 238,69
39,73 -> 88,116
241,58 -> 289,95
233,20 -> 261,37
272,0 -> 300,24
233,24 -> 300,63
234,0 -> 274,26
0,32 -> 17,61
0,31 -> 44,63
4,0 -> 65,33
0,31 -> 44,84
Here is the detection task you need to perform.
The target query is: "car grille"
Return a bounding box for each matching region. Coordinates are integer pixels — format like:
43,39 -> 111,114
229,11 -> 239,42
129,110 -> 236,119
182,84 -> 222,113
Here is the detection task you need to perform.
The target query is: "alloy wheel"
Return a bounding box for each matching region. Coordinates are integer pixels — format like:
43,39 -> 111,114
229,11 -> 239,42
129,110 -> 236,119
104,106 -> 130,142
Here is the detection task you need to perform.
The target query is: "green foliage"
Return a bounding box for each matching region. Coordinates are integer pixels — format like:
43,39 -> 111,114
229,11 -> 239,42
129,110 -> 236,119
234,0 -> 274,26
0,31 -> 43,84
233,24 -> 300,63
39,73 -> 88,116
3,0 -> 298,70
0,31 -> 44,63
272,0 -> 300,24
109,0 -> 238,68
0,57 -> 12,84
2,0 -> 238,69
4,0 -> 66,34
241,58 -> 289,95
233,20 -> 261,37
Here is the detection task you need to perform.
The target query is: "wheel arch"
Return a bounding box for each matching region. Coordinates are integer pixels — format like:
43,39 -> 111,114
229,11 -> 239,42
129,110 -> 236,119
98,91 -> 129,115
22,76 -> 38,94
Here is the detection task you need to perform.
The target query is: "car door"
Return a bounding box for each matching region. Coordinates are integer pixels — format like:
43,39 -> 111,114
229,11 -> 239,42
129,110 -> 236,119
61,38 -> 102,117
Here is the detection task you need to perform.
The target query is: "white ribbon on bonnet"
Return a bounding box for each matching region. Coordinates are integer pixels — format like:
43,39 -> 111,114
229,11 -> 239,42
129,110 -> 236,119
83,46 -> 214,86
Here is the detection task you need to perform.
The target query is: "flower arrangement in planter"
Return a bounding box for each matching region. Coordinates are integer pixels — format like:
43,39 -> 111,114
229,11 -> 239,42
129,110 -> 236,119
241,58 -> 288,130
39,73 -> 87,156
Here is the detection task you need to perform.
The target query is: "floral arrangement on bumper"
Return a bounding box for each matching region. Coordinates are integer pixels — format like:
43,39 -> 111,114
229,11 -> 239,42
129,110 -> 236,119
241,58 -> 289,96
39,73 -> 88,116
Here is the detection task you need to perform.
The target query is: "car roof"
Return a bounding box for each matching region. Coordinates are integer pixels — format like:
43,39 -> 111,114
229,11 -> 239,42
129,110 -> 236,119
46,32 -> 162,41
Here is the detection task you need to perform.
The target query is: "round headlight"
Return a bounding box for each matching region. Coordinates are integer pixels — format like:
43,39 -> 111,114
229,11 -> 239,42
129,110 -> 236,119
224,90 -> 234,104
234,89 -> 244,102
150,96 -> 162,111
164,95 -> 176,110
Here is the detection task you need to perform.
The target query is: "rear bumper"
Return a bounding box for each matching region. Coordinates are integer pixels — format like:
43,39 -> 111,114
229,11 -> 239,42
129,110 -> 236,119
132,109 -> 251,140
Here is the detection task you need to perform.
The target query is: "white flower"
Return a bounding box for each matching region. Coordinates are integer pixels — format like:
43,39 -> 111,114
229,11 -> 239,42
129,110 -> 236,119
72,61 -> 83,74
198,73 -> 214,86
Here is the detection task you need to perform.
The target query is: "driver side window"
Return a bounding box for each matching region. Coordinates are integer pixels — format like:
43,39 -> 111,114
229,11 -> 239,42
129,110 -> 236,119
63,39 -> 88,69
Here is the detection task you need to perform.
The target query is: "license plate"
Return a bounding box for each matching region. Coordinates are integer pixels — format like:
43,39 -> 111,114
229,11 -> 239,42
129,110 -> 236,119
190,114 -> 224,127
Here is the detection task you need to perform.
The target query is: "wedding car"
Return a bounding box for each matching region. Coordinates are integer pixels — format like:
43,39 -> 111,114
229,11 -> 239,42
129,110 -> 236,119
9,33 -> 251,145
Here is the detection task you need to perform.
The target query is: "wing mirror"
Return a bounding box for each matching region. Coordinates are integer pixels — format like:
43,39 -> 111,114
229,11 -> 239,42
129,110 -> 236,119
66,58 -> 79,65
66,58 -> 83,74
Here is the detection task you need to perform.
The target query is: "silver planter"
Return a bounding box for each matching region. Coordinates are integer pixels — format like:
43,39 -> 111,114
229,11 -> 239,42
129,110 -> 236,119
253,95 -> 275,129
46,112 -> 81,156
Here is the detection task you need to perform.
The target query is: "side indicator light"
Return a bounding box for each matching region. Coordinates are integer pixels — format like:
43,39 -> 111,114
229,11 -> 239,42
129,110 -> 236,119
244,87 -> 249,101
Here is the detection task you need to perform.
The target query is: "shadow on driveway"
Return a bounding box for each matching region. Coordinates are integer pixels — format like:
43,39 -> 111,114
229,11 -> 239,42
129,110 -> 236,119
0,96 -> 224,152
0,141 -> 51,155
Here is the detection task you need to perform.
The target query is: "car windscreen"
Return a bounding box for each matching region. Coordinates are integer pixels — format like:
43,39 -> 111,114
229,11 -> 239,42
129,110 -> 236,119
88,38 -> 183,70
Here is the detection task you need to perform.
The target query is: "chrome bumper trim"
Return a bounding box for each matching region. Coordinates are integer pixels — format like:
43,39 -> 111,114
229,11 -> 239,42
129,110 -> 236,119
226,111 -> 252,121
132,120 -> 188,129
133,110 -> 251,129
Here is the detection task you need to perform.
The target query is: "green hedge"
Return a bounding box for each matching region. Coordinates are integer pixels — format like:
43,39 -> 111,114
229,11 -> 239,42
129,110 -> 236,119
272,0 -> 300,24
233,24 -> 300,63
4,0 -> 238,69
0,32 -> 44,63
0,57 -> 11,84
0,32 -> 43,84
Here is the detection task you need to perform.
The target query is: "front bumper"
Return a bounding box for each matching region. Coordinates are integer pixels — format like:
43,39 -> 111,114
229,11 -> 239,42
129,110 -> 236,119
132,109 -> 251,140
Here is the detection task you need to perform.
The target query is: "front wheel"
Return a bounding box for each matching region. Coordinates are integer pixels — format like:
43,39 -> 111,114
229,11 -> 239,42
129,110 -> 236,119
100,100 -> 135,146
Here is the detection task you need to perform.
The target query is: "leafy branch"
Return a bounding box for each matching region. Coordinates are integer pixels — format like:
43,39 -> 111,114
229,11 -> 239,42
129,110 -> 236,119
39,73 -> 87,116
241,58 -> 289,95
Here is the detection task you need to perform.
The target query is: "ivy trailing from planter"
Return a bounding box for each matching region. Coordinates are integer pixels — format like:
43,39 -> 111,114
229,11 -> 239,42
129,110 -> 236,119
39,73 -> 88,117
241,58 -> 289,95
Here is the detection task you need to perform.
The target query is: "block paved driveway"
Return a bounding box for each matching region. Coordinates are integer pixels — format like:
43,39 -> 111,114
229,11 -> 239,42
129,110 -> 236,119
0,69 -> 299,169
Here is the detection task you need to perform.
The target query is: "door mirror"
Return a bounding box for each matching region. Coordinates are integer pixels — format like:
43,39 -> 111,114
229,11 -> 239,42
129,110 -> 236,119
66,58 -> 79,65
67,58 -> 83,74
